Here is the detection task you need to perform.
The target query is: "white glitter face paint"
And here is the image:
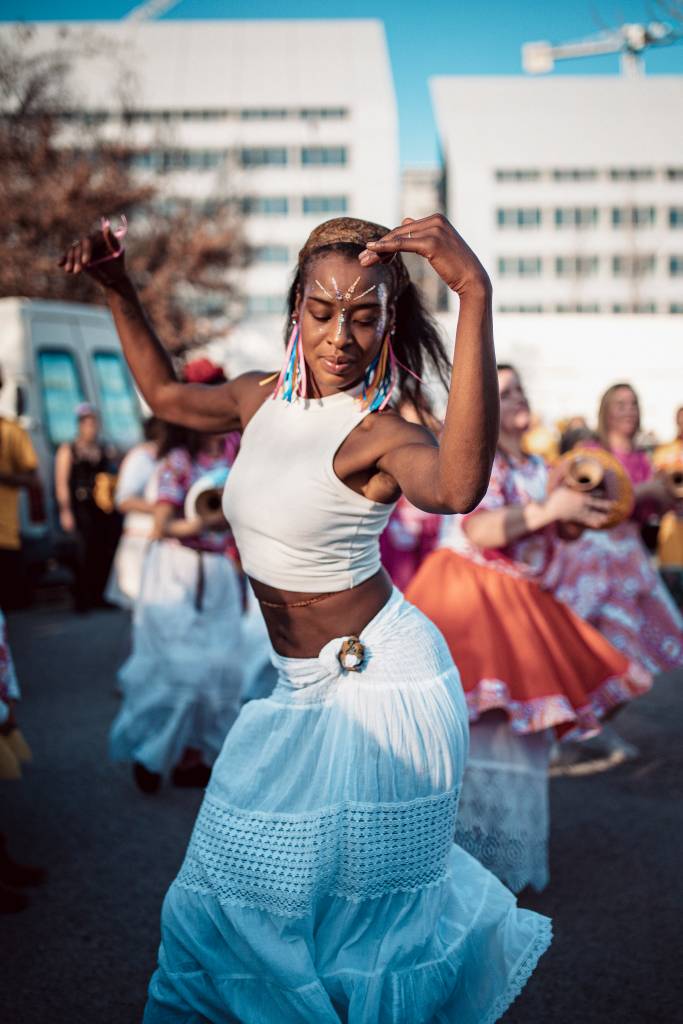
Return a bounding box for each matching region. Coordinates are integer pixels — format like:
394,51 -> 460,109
344,276 -> 361,301
351,284 -> 377,303
335,307 -> 346,340
375,282 -> 389,340
316,275 -> 379,342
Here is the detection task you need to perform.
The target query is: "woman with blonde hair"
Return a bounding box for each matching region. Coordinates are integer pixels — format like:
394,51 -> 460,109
407,365 -> 651,892
545,382 -> 682,677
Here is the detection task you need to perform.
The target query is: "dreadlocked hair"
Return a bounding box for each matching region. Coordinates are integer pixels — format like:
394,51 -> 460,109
285,241 -> 450,424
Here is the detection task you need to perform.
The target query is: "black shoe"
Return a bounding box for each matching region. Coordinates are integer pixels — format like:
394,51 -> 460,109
171,762 -> 212,788
133,761 -> 162,794
0,835 -> 47,887
0,881 -> 29,913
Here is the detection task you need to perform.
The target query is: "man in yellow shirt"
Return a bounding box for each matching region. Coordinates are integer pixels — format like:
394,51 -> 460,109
0,365 -> 38,611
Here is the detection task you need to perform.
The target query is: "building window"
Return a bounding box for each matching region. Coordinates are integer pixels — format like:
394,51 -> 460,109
496,208 -> 541,229
301,146 -> 348,166
611,207 -> 656,228
245,295 -> 286,316
129,149 -> 226,172
92,352 -> 142,449
554,256 -> 599,278
494,169 -> 540,182
552,168 -> 598,181
609,168 -> 654,181
670,303 -> 683,314
669,208 -> 683,228
666,168 -> 683,180
669,256 -> 683,276
237,107 -> 348,121
612,303 -> 658,314
300,108 -> 348,120
240,147 -> 288,167
302,196 -> 348,215
253,245 -> 290,263
496,304 -> 544,313
497,257 -> 542,277
612,255 -> 656,277
554,304 -> 600,313
240,109 -> 288,120
242,196 -> 289,216
554,207 -> 599,228
38,350 -> 85,446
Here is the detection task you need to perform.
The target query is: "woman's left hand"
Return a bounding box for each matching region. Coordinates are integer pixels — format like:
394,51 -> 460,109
359,214 -> 490,296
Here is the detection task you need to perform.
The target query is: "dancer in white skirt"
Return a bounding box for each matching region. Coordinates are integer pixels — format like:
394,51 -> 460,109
62,213 -> 552,1023
110,416 -> 243,793
105,417 -> 163,610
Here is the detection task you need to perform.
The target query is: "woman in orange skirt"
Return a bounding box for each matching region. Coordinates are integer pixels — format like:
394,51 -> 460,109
407,365 -> 651,892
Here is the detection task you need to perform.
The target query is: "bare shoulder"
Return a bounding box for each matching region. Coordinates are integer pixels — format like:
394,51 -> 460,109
231,370 -> 278,428
360,407 -> 438,455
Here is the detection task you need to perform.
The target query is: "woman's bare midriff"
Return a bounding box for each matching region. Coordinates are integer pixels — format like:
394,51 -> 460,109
251,568 -> 394,658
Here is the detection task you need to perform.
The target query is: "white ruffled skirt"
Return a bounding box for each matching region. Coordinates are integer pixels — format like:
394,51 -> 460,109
455,715 -> 554,893
110,541 -> 243,776
143,590 -> 551,1023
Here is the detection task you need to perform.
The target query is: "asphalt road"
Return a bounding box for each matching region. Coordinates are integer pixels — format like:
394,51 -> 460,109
2,598 -> 682,1023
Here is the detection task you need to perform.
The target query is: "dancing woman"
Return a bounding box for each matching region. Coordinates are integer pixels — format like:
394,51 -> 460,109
407,365 -> 651,892
61,214 -> 551,1024
545,383 -> 683,674
110,412 -> 243,794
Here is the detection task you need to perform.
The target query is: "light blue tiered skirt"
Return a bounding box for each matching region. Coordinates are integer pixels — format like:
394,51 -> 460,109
144,589 -> 551,1024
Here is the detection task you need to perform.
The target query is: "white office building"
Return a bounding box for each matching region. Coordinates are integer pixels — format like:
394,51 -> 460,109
431,75 -> 683,317
14,19 -> 399,326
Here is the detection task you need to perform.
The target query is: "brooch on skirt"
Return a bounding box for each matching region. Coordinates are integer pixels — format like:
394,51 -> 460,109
338,636 -> 365,672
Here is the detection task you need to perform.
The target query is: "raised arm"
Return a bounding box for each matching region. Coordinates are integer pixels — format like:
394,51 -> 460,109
362,215 -> 498,513
58,226 -> 242,433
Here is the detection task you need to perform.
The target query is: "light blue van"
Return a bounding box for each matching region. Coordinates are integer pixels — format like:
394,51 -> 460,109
0,297 -> 143,573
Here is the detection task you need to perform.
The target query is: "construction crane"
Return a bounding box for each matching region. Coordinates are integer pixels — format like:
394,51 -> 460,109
124,0 -> 183,23
522,20 -> 681,77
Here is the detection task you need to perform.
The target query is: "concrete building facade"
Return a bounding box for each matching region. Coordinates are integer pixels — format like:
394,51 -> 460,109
12,19 -> 399,322
431,76 -> 683,317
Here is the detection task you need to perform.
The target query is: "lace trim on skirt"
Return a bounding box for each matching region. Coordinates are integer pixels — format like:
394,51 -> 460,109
175,790 -> 459,918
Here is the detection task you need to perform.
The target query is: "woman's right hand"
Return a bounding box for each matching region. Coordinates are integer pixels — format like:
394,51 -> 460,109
60,508 -> 75,533
545,486 -> 614,529
58,222 -> 127,289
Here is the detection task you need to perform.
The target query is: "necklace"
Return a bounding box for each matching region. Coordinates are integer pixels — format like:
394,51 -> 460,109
259,591 -> 337,610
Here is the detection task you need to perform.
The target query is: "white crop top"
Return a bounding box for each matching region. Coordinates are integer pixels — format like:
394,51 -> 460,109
222,388 -> 397,592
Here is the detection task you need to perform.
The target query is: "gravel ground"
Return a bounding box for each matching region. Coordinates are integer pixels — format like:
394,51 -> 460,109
2,599 -> 681,1023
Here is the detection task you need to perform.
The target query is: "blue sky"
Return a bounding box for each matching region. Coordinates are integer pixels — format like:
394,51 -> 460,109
4,1 -> 683,164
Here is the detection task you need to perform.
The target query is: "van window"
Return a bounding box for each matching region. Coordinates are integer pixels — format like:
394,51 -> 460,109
37,350 -> 85,445
92,351 -> 141,448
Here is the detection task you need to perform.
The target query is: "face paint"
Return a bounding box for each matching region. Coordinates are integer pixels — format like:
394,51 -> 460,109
335,308 -> 346,341
314,275 -> 379,342
344,276 -> 361,301
376,282 -> 389,340
352,284 -> 377,303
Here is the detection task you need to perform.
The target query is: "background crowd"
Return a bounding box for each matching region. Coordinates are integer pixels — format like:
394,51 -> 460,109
1,353 -> 682,917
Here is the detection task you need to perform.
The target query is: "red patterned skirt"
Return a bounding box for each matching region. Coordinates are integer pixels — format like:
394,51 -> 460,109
406,549 -> 651,738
